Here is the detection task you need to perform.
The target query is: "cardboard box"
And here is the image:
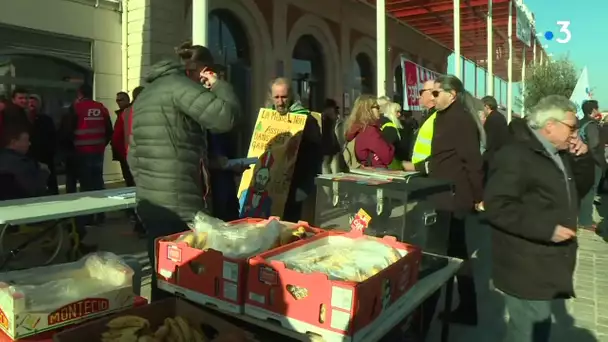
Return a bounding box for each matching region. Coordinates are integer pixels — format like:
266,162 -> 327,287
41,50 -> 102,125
0,297 -> 148,342
244,230 -> 422,342
53,298 -> 251,342
0,257 -> 135,340
156,217 -> 323,313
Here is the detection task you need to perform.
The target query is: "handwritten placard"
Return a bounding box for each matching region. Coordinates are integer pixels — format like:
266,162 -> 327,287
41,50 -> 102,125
238,109 -> 308,218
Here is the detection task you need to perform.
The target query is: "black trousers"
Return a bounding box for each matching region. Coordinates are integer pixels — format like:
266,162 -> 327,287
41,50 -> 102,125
417,212 -> 477,338
137,203 -> 189,302
119,159 -> 135,187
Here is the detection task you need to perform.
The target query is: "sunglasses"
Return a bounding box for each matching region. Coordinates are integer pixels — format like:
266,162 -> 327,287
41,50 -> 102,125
419,88 -> 433,96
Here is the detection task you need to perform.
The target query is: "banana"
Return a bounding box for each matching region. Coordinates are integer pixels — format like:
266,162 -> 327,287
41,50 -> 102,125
107,315 -> 149,330
192,329 -> 207,342
175,316 -> 193,342
137,336 -> 160,342
153,324 -> 169,340
195,232 -> 208,249
102,327 -> 142,339
165,317 -> 185,342
180,233 -> 196,247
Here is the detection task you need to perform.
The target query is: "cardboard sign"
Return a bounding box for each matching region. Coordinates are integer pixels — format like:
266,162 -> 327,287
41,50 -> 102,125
238,108 -> 307,218
350,208 -> 372,232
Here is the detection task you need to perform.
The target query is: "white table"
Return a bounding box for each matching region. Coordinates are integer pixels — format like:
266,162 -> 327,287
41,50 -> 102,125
0,188 -> 136,268
0,188 -> 136,226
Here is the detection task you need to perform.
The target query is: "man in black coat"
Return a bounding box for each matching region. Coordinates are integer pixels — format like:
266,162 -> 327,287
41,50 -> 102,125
481,95 -> 509,173
484,95 -> 586,342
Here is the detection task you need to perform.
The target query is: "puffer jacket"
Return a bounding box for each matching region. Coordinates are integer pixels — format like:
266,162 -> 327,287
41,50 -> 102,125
128,60 -> 240,222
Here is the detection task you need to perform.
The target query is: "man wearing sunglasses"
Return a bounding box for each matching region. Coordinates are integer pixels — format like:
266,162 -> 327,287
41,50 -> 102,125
484,95 -> 588,342
411,80 -> 437,164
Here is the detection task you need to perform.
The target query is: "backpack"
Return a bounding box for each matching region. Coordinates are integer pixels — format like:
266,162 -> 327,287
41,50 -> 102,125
342,139 -> 362,170
579,120 -> 596,145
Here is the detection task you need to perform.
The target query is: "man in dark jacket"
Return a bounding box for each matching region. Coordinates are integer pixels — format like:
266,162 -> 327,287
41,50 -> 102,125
481,95 -> 509,173
27,95 -> 58,195
129,50 -> 239,301
577,100 -> 605,230
484,95 -> 583,342
0,124 -> 49,199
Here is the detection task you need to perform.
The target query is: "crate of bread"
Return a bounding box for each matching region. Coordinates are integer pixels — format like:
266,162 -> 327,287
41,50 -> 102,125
156,212 -> 324,313
0,253 -> 134,340
53,297 -> 253,342
244,228 -> 422,342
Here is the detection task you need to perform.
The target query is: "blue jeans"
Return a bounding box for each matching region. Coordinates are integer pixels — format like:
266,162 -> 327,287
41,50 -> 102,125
503,293 -> 552,342
578,165 -> 602,226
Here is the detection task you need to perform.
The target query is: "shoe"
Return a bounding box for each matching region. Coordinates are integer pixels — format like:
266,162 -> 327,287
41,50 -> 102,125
438,306 -> 478,326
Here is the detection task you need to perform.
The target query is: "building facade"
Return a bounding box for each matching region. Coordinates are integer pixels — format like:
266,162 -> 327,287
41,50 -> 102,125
1,0 -> 450,180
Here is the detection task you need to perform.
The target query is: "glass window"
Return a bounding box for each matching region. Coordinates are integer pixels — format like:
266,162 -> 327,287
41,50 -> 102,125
353,53 -> 374,97
0,53 -> 91,125
292,35 -> 324,111
207,9 -> 252,156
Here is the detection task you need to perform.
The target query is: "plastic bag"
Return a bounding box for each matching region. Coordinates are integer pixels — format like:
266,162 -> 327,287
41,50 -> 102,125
0,252 -> 133,311
179,212 -> 309,258
278,238 -> 403,282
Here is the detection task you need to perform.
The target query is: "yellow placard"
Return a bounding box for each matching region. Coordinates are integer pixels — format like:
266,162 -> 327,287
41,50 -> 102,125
238,109 -> 308,218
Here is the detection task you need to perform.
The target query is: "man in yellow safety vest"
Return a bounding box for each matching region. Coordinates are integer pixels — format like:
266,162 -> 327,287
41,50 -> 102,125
412,80 -> 437,164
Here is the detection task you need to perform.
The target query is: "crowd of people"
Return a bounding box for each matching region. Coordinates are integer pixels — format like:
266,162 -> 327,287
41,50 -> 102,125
1,38 -> 607,341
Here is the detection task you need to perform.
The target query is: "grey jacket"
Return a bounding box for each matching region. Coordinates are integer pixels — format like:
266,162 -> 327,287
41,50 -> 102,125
128,60 -> 240,221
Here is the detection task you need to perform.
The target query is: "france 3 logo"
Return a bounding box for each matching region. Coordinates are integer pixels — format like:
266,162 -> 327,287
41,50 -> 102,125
543,21 -> 571,44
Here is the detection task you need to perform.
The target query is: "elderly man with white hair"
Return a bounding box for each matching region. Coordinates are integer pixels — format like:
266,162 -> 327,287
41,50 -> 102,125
484,95 -> 589,342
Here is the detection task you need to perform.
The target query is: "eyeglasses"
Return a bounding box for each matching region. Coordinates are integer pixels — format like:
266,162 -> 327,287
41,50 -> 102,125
557,120 -> 578,133
371,104 -> 380,110
432,90 -> 442,97
419,88 -> 433,96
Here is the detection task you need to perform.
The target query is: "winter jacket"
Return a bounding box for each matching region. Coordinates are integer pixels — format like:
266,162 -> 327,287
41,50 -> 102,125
112,107 -> 132,161
484,120 -> 579,300
345,121 -> 395,168
128,60 -> 240,222
0,148 -> 49,198
414,100 -> 484,218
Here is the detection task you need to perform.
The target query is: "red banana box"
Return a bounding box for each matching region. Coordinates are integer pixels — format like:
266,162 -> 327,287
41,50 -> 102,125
244,229 -> 422,342
156,217 -> 324,314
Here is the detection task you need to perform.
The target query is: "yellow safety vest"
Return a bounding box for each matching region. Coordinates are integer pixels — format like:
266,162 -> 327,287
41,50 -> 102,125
412,111 -> 437,164
380,121 -> 403,170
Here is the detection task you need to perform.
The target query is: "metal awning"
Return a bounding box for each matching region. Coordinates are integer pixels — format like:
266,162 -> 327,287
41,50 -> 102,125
374,0 -> 547,82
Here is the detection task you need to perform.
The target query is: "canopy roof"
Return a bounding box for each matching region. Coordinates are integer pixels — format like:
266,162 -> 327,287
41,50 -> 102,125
374,0 -> 547,82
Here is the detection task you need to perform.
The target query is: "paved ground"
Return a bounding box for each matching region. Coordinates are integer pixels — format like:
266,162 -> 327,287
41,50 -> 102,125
12,195 -> 607,341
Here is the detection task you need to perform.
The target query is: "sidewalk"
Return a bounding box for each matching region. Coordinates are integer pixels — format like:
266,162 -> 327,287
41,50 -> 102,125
571,228 -> 608,341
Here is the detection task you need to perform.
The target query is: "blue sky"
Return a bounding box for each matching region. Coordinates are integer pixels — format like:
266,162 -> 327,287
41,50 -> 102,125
446,0 -> 606,112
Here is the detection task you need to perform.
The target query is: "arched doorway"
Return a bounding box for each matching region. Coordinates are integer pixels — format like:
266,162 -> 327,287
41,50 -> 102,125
208,9 -> 251,156
292,35 -> 325,111
353,53 -> 374,97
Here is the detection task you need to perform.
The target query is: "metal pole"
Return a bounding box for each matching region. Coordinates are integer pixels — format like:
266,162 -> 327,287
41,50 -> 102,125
377,0 -> 387,97
192,0 -> 209,46
507,0 -> 513,123
453,0 -> 461,78
474,64 -> 478,97
533,41 -> 537,65
521,46 -> 526,116
486,0 -> 493,95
